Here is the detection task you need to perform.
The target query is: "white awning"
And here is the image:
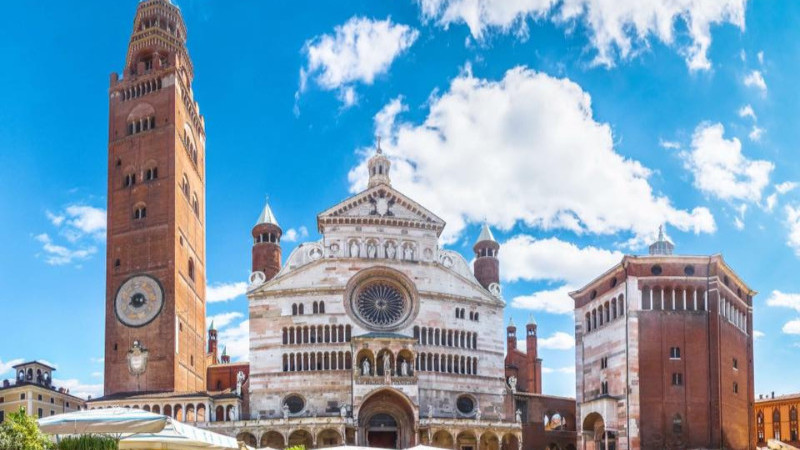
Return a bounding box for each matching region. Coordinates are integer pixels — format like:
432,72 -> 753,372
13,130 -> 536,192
119,419 -> 250,449
38,407 -> 167,435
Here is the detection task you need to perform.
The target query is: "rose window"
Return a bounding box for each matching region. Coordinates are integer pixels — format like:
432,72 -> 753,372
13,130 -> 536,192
356,283 -> 407,327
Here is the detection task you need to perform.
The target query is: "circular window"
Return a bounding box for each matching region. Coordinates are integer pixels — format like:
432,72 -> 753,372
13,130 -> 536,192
684,265 -> 695,276
345,268 -> 418,331
456,395 -> 475,415
283,395 -> 305,414
651,265 -> 663,275
356,283 -> 407,327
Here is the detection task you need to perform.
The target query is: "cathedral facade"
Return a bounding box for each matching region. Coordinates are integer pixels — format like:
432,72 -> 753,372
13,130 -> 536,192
218,150 -> 523,448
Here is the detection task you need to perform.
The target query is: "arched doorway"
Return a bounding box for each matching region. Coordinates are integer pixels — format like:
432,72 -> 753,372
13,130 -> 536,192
357,388 -> 417,448
236,432 -> 257,447
288,429 -> 313,447
432,430 -> 454,448
261,431 -> 285,449
582,413 -> 615,450
480,431 -> 500,450
317,428 -> 343,447
500,433 -> 519,450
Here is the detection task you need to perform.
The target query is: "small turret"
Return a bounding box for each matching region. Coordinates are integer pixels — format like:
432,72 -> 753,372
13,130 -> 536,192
473,223 -> 500,289
208,321 -> 218,363
221,346 -> 230,364
252,198 -> 282,281
367,140 -> 391,188
649,225 -> 674,256
507,317 -> 517,351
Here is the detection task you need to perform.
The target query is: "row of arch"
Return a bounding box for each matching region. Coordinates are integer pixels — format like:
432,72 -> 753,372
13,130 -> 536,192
237,429 -> 343,449
641,286 -> 708,312
282,351 -> 353,372
181,174 -> 200,217
123,166 -> 158,188
757,407 -> 799,443
454,307 -> 479,321
290,301 -> 326,316
282,324 -> 352,345
346,238 -> 417,261
721,296 -> 748,334
414,326 -> 478,350
416,352 -> 478,375
88,403 -> 237,423
355,348 -> 415,377
127,116 -> 156,136
585,295 -> 625,333
121,77 -> 162,101
181,127 -> 199,165
180,88 -> 203,138
255,232 -> 279,244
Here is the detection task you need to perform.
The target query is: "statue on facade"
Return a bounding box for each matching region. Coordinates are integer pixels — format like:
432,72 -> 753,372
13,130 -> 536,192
404,246 -> 413,260
361,358 -> 371,376
387,244 -> 396,259
282,403 -> 290,419
475,407 -> 482,421
382,354 -> 391,377
235,370 -> 245,397
367,242 -> 376,258
515,409 -> 522,423
350,241 -> 359,258
228,406 -> 237,421
508,376 -> 517,393
400,359 -> 409,376
427,405 -> 433,420
340,405 -> 347,418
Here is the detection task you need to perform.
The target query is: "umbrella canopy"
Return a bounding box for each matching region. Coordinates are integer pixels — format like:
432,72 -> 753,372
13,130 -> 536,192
119,418 -> 250,449
38,407 -> 167,435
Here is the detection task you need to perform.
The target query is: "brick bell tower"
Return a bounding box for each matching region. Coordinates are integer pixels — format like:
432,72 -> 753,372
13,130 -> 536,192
251,199 -> 282,281
104,0 -> 206,395
473,222 -> 500,289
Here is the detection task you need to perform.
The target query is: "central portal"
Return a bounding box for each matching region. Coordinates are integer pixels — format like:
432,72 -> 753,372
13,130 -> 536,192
358,388 -> 417,449
367,413 -> 399,448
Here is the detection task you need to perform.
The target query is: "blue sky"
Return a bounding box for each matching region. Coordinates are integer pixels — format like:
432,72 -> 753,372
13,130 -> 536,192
1,0 -> 800,399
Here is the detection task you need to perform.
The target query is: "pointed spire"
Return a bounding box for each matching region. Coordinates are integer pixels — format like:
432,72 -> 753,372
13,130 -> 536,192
222,346 -> 227,356
508,317 -> 516,328
256,196 -> 279,227
476,222 -> 496,244
649,224 -> 674,256
527,314 -> 537,326
367,136 -> 391,189
209,320 -> 215,331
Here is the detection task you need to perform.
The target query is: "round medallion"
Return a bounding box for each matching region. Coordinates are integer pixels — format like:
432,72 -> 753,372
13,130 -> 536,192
115,275 -> 164,327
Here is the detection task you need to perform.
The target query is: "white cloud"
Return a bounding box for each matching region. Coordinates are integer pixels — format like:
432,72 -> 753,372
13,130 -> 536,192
782,319 -> 800,335
34,233 -> 96,266
767,290 -> 800,312
501,235 -> 622,285
744,70 -> 767,93
749,126 -> 765,142
733,204 -> 747,230
681,122 -> 773,203
52,378 -> 103,400
300,17 -> 419,105
785,206 -> 800,256
90,357 -> 104,364
91,372 -> 103,378
538,331 -> 575,350
0,358 -> 24,376
207,281 -> 247,303
349,67 -> 715,244
512,285 -> 575,315
542,366 -> 575,374
758,51 -> 764,65
283,226 -> 309,243
766,183 -> 798,212
753,330 -> 765,339
208,312 -> 244,329
659,140 -> 680,150
219,320 -> 249,362
417,0 -> 747,70
738,104 -> 756,121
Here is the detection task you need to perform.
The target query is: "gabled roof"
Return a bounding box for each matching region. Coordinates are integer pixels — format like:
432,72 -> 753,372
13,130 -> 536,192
317,184 -> 445,237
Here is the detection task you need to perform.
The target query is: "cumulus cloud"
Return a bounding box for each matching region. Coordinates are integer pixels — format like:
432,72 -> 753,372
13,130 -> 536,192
681,122 -> 773,203
349,67 -> 715,244
753,330 -> 765,339
766,182 -> 798,212
35,233 -> 96,266
748,126 -> 765,142
538,331 -> 575,350
782,319 -> 800,335
738,104 -> 756,121
767,290 -> 800,312
300,17 -> 419,106
283,226 -> 309,243
501,235 -> 622,285
744,70 -> 767,93
417,0 -> 747,70
52,378 -> 103,400
0,358 -> 24,376
208,312 -> 244,329
219,320 -> 249,362
541,366 -> 575,374
207,282 -> 247,303
512,285 -> 575,315
785,206 -> 800,256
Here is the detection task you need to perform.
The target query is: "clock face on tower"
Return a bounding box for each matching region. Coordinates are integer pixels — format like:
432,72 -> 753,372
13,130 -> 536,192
114,275 -> 165,327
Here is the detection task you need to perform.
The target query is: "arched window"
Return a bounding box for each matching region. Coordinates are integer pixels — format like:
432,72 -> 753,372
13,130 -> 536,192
672,414 -> 683,434
182,174 -> 190,197
298,304 -> 304,315
319,302 -> 325,314
145,167 -> 158,181
292,304 -> 298,316
133,204 -> 147,220
791,407 -> 799,441
192,193 -> 199,215
313,302 -> 318,314
188,258 -> 194,281
774,409 -> 782,440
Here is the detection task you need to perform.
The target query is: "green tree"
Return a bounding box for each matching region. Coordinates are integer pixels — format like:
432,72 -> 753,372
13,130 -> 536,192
0,408 -> 53,450
56,434 -> 118,450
